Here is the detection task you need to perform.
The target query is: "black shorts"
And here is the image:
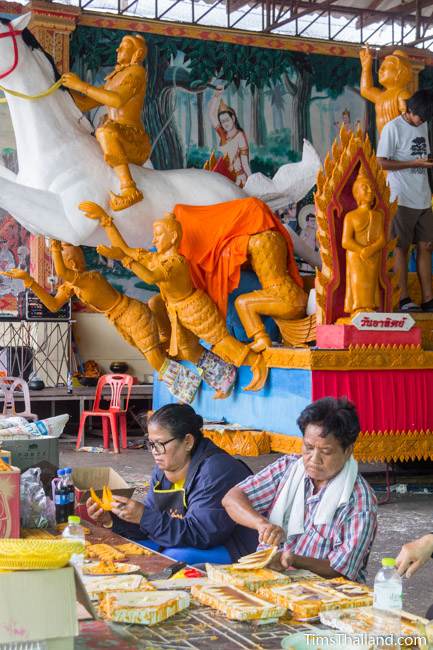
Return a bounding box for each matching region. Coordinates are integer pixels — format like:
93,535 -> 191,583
392,205 -> 433,249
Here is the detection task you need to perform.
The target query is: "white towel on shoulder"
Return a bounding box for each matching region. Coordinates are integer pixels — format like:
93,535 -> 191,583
268,456 -> 358,538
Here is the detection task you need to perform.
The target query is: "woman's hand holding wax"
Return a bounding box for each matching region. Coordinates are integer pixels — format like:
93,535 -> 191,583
86,496 -> 112,527
111,495 -> 144,524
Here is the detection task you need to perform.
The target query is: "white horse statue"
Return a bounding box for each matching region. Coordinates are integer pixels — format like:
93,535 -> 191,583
0,14 -> 321,266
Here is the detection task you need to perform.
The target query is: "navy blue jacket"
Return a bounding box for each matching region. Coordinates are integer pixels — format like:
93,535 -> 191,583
113,437 -> 258,561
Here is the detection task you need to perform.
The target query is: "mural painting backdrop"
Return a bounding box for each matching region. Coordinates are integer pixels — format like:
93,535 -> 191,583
0,22 -> 370,318
0,105 -> 29,317
71,26 -> 368,276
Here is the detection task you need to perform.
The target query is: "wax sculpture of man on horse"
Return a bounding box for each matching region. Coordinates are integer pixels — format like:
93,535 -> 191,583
62,34 -> 151,212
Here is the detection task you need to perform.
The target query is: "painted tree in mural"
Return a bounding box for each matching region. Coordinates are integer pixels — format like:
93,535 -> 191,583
71,27 -> 361,170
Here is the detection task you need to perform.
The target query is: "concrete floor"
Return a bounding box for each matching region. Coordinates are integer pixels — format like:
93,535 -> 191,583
61,437 -> 433,617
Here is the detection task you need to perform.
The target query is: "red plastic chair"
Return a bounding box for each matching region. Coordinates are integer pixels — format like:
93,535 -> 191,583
76,374 -> 133,453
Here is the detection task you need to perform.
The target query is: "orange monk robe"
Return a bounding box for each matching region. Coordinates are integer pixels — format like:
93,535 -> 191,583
174,197 -> 303,317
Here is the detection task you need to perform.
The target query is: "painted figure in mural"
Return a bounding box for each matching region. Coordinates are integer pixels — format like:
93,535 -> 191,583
209,87 -> 251,187
81,202 -> 269,392
0,241 -> 167,372
333,109 -> 361,135
62,34 -> 151,212
341,167 -> 387,316
234,230 -> 308,352
0,239 -> 17,297
360,47 -> 413,135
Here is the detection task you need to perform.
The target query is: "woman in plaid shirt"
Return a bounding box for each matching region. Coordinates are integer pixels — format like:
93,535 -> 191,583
222,397 -> 377,582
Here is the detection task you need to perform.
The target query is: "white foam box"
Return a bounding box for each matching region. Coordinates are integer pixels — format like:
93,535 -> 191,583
0,567 -> 78,644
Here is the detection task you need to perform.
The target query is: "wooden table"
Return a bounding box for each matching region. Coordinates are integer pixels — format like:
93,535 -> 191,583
76,524 -> 322,650
1,384 -> 153,420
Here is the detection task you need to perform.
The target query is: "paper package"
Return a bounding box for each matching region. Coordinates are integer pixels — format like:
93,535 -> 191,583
258,581 -> 347,620
205,563 -> 292,592
98,589 -> 190,625
191,584 -> 286,621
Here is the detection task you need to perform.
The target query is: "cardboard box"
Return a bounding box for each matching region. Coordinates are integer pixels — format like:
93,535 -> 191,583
0,567 -> 77,643
72,467 -> 134,522
0,437 -> 59,471
0,466 -> 20,538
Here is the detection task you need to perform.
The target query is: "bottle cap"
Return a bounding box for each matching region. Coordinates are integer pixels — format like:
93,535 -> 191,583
382,557 -> 396,567
64,467 -> 72,473
57,468 -> 65,476
68,515 -> 80,524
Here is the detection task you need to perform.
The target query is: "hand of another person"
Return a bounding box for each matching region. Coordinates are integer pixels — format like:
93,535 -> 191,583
256,520 -> 285,546
79,201 -> 113,227
414,158 -> 433,168
62,72 -> 87,93
268,549 -> 295,571
50,239 -> 62,253
111,496 -> 144,524
359,47 -> 373,67
96,245 -> 124,261
86,496 -> 112,527
0,268 -> 30,281
396,534 -> 433,578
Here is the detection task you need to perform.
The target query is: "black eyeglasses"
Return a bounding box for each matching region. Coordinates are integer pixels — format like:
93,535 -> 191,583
146,436 -> 178,455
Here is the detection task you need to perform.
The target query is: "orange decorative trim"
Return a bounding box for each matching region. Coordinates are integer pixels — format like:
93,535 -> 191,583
2,1 -> 433,65
270,430 -> 433,462
264,344 -> 433,370
203,429 -> 271,456
270,433 -> 302,455
356,430 -> 433,463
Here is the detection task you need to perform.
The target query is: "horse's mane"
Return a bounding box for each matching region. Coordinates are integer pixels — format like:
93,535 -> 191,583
0,18 -> 64,89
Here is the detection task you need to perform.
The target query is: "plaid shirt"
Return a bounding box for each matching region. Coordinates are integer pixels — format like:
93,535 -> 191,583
237,455 -> 377,582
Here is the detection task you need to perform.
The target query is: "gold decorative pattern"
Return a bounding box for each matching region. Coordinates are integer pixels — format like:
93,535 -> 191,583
264,344 -> 433,370
263,347 -> 311,369
270,430 -> 433,462
314,125 -> 399,324
203,429 -> 270,456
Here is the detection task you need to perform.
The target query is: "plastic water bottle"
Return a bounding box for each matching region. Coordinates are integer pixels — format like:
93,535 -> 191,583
62,515 -> 85,568
67,371 -> 73,395
63,468 -> 75,517
374,557 -> 403,611
54,468 -> 68,524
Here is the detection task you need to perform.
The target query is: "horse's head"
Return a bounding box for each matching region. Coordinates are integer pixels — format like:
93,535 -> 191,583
0,14 -> 62,88
0,14 -> 31,81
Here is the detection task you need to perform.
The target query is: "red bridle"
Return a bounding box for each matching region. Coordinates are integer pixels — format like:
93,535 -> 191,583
0,23 -> 22,81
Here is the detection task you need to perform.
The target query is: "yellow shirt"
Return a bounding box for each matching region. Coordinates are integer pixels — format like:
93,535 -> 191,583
172,479 -> 185,491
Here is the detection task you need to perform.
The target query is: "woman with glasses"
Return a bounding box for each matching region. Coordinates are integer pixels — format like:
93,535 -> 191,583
86,403 -> 258,564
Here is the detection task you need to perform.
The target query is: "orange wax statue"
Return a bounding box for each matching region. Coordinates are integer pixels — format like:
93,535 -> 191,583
341,167 -> 387,316
173,197 -> 303,317
0,241 -> 165,372
62,35 -> 151,211
360,47 -> 413,134
80,202 -> 269,392
234,230 -> 308,352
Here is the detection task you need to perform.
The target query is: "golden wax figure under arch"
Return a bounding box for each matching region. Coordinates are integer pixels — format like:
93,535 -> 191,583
342,166 -> 387,316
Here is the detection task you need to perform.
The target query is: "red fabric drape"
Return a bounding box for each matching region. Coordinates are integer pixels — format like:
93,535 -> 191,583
174,197 -> 303,316
312,369 -> 433,432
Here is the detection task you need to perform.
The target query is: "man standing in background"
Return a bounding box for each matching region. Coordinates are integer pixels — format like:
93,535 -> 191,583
377,89 -> 433,312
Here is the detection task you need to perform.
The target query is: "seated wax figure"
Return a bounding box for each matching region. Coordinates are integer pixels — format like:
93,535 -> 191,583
86,404 -> 258,564
222,397 -> 378,582
396,533 -> 433,619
